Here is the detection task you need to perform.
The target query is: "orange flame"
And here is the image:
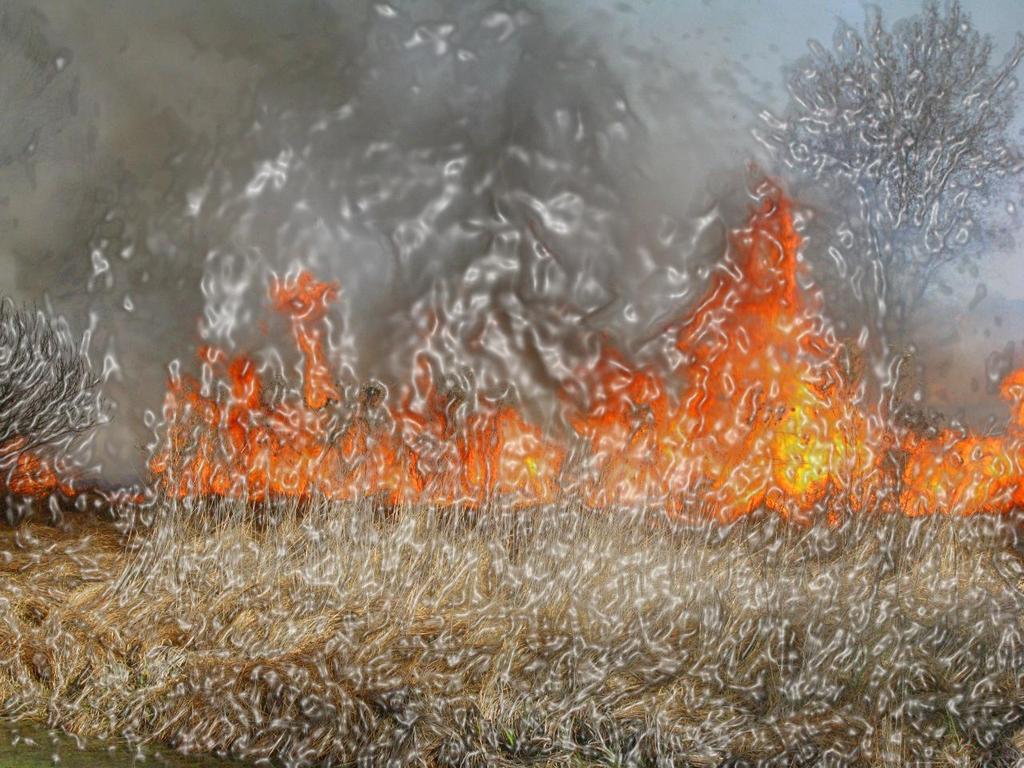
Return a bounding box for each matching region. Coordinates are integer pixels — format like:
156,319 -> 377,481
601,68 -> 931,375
0,438 -> 75,498
133,184 -> 1024,518
899,370 -> 1024,516
269,271 -> 341,410
563,192 -> 885,520
7,452 -> 63,496
667,192 -> 885,519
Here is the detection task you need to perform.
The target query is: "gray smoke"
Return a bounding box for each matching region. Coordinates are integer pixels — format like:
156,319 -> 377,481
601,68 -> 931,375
0,0 -> 754,484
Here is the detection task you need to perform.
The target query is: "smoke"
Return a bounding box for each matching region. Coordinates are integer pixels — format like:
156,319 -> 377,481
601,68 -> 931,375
0,0 -> 755,483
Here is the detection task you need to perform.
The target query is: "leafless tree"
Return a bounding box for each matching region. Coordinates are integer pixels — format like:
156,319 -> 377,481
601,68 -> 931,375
760,1 -> 1024,336
0,298 -> 107,483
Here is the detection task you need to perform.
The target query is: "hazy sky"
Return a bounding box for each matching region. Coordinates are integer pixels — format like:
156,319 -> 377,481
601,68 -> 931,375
626,0 -> 1024,301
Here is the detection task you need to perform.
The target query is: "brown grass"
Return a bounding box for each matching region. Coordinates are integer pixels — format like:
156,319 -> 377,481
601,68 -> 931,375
0,498 -> 1020,767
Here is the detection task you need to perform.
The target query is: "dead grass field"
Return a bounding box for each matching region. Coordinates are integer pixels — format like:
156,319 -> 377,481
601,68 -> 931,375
0,498 -> 1021,767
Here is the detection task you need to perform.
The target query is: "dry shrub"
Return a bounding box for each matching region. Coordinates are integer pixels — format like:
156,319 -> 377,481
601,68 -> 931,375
0,299 -> 107,512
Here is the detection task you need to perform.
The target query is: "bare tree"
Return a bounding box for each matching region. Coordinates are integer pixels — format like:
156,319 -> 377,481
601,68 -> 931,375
759,1 -> 1024,336
0,298 -> 107,486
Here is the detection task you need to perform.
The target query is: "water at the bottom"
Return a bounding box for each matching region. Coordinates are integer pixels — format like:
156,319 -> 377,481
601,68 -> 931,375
0,721 -> 240,767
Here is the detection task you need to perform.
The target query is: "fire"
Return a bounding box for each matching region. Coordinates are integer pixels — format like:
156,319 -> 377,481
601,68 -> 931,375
0,439 -> 75,498
899,371 -> 1024,516
6,451 -> 63,497
0,180 -> 1004,520
567,191 -> 885,520
0,172 -> 1017,522
567,345 -> 673,508
269,271 -> 341,410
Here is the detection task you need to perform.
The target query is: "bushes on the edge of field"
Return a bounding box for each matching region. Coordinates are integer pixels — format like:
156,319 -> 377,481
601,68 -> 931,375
0,298 -> 107,487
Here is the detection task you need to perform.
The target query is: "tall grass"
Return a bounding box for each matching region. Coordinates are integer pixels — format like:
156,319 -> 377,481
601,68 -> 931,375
0,498 -> 1020,766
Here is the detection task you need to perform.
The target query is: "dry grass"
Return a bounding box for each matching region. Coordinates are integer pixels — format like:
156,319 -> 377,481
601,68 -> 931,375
0,498 -> 1020,767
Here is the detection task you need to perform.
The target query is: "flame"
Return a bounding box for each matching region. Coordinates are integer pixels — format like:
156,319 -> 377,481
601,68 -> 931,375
117,183 -> 1024,518
1,181 -> 1019,519
269,271 -> 341,410
667,193 -> 885,519
0,438 -> 75,498
564,192 -> 885,520
899,370 -> 1024,517
6,451 -> 63,497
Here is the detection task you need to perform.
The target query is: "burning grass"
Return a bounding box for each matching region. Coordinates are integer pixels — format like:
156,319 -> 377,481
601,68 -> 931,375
0,497 -> 1020,766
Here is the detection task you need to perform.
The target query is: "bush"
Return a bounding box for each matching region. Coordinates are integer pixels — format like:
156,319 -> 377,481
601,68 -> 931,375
0,298 -> 107,486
